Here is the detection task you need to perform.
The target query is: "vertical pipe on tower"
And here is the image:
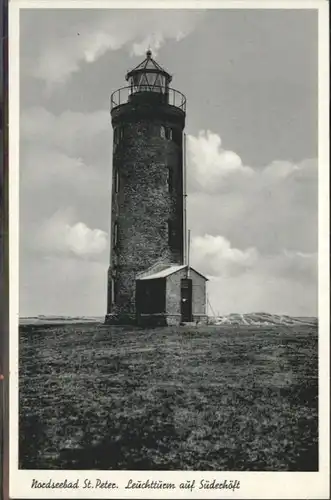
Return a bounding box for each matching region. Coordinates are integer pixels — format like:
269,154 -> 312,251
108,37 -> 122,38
187,229 -> 191,278
183,132 -> 187,266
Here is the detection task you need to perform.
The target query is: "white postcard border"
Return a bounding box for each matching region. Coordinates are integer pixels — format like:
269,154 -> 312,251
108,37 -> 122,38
8,1 -> 330,498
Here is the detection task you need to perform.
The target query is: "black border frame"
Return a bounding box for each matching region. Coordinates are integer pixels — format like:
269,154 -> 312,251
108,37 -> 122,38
1,1 -> 9,500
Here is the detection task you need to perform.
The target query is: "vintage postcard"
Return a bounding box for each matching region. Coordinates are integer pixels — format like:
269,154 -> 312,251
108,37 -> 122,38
7,0 -> 329,498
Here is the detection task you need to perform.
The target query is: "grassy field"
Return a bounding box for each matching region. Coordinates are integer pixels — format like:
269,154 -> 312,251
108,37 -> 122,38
19,322 -> 318,471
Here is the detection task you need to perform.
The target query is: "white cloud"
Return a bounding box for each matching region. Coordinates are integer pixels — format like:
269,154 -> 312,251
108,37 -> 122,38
191,233 -> 317,284
185,130 -> 317,315
262,160 -> 301,179
19,114 -> 317,315
191,234 -> 258,278
65,222 -> 107,257
19,106 -> 111,280
20,107 -> 110,199
206,270 -> 317,317
34,209 -> 108,258
187,130 -> 317,255
18,11 -> 318,318
187,130 -> 254,192
131,33 -> 164,58
187,130 -> 317,195
23,10 -> 203,86
190,234 -> 317,316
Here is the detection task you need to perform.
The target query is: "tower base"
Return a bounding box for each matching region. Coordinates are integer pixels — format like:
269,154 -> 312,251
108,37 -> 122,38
104,313 -> 137,326
105,313 -> 209,327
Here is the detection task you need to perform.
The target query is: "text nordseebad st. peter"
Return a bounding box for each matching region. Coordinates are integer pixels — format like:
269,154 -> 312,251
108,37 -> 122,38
31,478 -> 240,491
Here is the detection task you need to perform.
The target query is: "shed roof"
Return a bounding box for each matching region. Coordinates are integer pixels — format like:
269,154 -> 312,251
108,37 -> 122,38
137,265 -> 208,281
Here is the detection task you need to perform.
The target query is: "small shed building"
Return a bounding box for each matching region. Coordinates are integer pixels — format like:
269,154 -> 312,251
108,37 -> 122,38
136,264 -> 208,327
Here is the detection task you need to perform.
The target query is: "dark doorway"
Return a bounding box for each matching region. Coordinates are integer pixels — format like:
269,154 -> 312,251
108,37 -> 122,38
136,279 -> 166,315
181,278 -> 193,322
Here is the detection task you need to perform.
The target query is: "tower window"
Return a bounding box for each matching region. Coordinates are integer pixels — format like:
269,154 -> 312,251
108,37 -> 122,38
115,169 -> 120,193
111,279 -> 115,305
112,278 -> 119,305
160,125 -> 166,139
114,127 -> 119,145
167,167 -> 173,192
173,128 -> 182,146
166,128 -> 173,140
114,127 -> 125,147
113,221 -> 118,248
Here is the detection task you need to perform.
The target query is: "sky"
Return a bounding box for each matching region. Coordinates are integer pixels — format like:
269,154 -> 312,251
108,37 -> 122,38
19,7 -> 318,317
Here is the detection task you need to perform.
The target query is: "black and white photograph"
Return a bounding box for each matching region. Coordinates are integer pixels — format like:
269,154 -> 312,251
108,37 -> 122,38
8,1 -> 329,498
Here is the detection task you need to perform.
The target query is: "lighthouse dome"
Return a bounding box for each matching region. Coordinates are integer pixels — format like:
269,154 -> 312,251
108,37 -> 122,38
125,49 -> 172,94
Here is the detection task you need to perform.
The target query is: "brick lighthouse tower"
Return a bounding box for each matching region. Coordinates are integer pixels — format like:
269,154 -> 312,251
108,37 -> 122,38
105,50 -> 207,326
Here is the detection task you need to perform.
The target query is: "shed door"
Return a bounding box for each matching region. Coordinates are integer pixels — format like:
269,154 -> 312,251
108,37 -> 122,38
136,279 -> 166,315
181,278 -> 193,322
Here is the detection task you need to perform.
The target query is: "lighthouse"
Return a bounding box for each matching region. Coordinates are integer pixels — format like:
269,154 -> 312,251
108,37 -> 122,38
105,50 -> 208,326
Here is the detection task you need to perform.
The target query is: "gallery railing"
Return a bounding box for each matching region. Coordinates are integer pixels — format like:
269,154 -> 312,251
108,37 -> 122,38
110,86 -> 186,113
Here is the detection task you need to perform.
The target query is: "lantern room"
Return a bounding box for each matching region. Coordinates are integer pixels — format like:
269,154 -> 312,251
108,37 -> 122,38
126,49 -> 172,95
110,50 -> 186,112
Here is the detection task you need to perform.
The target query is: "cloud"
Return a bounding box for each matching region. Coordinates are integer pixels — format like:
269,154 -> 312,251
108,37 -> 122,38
18,10 -> 317,318
21,10 -> 203,86
19,105 -> 112,295
206,269 -> 317,317
19,123 -> 317,316
20,107 -> 111,200
187,130 -> 254,192
187,130 -> 318,255
190,234 -> 317,315
185,130 -> 317,316
191,234 -> 317,284
33,209 -> 108,259
191,234 -> 258,278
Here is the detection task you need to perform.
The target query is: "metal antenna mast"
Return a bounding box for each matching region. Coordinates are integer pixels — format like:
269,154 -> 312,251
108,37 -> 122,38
187,229 -> 191,278
207,293 -> 217,318
183,132 -> 188,267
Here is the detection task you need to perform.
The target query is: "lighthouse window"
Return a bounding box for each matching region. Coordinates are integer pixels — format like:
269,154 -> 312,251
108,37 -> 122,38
114,127 -> 119,145
113,221 -> 118,247
167,167 -> 173,192
113,279 -> 118,304
160,126 -> 166,139
173,128 -> 182,146
114,127 -> 125,147
111,279 -> 115,305
166,128 -> 173,140
115,169 -> 120,193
